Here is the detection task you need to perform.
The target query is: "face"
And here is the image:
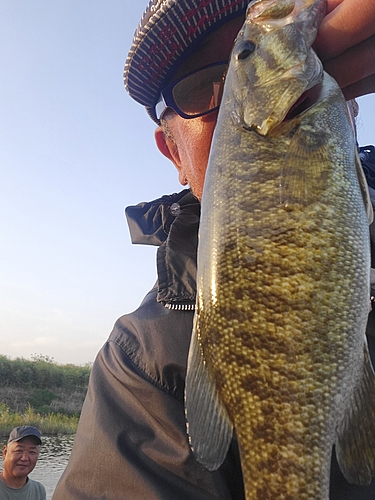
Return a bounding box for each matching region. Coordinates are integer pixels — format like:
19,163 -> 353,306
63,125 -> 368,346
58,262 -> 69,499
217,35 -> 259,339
155,17 -> 244,200
2,438 -> 40,481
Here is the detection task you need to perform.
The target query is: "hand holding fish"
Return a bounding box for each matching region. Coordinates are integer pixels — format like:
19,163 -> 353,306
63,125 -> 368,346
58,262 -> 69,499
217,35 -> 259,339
314,0 -> 375,99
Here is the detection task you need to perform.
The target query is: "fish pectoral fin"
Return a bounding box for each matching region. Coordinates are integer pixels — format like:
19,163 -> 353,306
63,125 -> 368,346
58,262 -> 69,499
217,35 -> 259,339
335,338 -> 375,485
355,148 -> 374,225
185,319 -> 233,471
280,125 -> 327,206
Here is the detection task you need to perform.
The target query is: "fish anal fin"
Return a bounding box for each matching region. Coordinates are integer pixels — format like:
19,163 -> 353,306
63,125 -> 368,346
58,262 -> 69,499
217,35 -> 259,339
185,318 -> 233,471
335,338 -> 375,485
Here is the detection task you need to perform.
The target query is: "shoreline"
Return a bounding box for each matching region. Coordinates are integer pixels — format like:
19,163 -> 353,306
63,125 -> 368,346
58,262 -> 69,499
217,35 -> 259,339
0,403 -> 79,437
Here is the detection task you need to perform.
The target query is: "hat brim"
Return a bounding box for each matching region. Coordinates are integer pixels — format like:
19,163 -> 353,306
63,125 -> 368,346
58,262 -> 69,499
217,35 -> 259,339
124,0 -> 249,122
11,435 -> 42,445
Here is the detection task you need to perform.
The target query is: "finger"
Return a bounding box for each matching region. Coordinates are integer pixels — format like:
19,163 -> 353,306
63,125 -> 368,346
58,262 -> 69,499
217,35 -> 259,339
314,0 -> 375,60
322,35 -> 375,89
325,0 -> 343,14
341,74 -> 375,101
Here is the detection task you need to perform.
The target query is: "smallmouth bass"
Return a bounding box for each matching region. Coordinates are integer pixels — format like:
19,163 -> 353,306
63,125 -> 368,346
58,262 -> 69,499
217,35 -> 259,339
185,0 -> 375,498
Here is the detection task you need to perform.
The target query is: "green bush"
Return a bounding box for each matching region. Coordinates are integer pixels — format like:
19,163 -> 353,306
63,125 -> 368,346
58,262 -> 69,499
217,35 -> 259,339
28,389 -> 59,412
0,403 -> 79,437
0,354 -> 91,390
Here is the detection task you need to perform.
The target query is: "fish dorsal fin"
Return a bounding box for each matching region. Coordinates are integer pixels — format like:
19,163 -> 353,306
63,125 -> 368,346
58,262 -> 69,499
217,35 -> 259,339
335,338 -> 375,484
185,317 -> 233,470
355,148 -> 374,225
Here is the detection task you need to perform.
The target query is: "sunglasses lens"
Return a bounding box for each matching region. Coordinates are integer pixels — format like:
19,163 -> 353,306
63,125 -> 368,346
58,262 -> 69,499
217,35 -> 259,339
171,64 -> 227,117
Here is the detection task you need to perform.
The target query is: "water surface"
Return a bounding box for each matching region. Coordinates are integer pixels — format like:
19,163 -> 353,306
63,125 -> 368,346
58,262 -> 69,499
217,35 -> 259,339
29,434 -> 75,500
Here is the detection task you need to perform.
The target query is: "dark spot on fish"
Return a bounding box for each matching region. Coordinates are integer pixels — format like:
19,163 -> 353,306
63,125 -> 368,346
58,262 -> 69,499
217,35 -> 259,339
241,376 -> 273,400
232,172 -> 255,182
234,288 -> 245,300
256,456 -> 283,476
256,45 -> 278,74
253,423 -> 275,445
297,127 -> 327,152
223,305 -> 250,324
259,401 -> 275,416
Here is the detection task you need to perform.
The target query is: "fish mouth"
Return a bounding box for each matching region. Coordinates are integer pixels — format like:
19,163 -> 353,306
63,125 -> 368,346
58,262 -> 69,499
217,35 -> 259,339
284,83 -> 323,121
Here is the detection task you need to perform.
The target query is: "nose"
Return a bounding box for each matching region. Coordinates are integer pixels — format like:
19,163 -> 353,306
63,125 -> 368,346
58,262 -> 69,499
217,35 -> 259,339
19,451 -> 31,462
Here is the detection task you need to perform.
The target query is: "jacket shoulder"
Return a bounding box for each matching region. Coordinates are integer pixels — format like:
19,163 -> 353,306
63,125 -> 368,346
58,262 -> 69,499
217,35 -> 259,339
108,286 -> 194,401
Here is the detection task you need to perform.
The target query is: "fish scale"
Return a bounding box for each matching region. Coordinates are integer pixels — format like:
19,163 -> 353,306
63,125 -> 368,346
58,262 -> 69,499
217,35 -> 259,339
184,0 -> 375,498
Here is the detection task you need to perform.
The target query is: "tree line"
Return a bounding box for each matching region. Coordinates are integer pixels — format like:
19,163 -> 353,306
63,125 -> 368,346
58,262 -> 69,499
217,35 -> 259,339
0,354 -> 91,391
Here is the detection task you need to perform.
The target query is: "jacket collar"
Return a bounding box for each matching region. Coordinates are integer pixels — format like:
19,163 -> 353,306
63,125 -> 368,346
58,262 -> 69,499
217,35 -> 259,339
125,189 -> 200,308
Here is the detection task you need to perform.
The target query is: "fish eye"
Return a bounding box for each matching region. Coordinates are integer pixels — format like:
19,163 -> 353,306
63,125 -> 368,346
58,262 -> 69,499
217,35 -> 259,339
235,41 -> 256,60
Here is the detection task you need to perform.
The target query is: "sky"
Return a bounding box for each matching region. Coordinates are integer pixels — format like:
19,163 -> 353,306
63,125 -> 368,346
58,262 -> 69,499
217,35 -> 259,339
1,1 -> 374,366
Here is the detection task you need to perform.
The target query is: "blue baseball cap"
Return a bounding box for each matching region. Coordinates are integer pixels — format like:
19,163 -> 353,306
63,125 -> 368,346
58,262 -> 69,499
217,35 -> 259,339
7,426 -> 42,445
124,0 -> 249,122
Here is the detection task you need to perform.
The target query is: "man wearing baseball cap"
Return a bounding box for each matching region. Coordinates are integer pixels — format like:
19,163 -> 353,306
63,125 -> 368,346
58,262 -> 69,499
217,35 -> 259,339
53,0 -> 375,498
1,426 -> 46,499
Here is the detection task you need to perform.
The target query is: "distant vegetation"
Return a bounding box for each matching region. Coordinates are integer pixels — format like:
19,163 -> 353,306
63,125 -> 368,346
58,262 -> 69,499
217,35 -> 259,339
0,354 -> 90,391
0,354 -> 91,436
0,403 -> 79,437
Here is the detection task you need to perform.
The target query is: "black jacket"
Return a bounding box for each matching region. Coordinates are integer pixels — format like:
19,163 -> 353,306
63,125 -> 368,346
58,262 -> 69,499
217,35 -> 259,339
52,190 -> 244,500
53,149 -> 375,498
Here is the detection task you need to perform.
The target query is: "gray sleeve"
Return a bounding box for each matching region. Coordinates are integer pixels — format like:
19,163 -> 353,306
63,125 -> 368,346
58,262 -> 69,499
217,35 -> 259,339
52,297 -> 244,500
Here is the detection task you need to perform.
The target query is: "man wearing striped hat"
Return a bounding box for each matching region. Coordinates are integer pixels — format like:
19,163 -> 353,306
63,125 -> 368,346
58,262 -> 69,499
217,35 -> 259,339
53,0 -> 375,498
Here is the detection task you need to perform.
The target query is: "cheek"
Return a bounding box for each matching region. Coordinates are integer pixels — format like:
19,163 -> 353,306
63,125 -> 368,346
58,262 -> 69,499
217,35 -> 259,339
189,130 -> 212,173
182,118 -> 212,155
179,118 -> 216,178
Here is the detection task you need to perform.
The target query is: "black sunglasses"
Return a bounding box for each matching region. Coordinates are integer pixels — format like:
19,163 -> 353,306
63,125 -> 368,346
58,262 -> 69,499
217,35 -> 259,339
155,61 -> 228,121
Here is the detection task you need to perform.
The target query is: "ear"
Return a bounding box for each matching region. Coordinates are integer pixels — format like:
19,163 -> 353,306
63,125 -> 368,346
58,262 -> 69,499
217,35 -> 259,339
154,126 -> 188,186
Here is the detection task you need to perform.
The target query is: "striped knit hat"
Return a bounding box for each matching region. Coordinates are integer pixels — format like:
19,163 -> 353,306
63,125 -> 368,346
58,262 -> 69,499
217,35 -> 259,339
124,0 -> 249,122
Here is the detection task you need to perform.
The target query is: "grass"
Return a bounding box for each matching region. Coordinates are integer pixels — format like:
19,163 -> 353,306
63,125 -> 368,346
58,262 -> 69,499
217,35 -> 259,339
0,403 -> 79,437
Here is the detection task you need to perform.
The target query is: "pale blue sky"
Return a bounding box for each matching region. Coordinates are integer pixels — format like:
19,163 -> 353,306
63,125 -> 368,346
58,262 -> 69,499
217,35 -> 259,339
1,1 -> 374,365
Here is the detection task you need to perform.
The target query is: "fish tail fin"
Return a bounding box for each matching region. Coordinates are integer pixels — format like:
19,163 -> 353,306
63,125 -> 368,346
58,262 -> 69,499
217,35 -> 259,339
185,317 -> 233,470
335,338 -> 375,485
